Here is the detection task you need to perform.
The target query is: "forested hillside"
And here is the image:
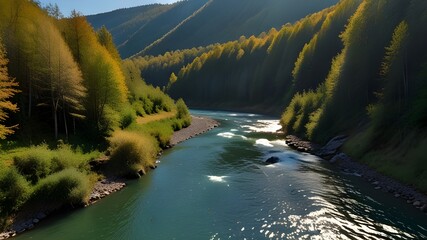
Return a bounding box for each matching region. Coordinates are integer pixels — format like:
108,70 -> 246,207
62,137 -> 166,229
87,0 -> 338,57
165,0 -> 427,190
0,0 -> 190,230
87,0 -> 209,58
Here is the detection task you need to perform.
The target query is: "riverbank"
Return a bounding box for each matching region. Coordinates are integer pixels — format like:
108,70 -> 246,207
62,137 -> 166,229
0,115 -> 219,240
169,116 -> 219,146
285,135 -> 427,215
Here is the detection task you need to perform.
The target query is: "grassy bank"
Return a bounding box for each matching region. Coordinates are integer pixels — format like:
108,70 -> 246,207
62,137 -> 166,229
0,104 -> 191,231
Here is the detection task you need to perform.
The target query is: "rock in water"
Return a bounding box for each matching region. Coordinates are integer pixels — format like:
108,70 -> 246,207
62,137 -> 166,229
265,156 -> 280,164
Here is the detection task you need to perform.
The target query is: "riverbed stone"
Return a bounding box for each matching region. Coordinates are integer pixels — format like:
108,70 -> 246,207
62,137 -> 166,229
36,212 -> 47,220
265,156 -> 280,164
413,201 -> 421,207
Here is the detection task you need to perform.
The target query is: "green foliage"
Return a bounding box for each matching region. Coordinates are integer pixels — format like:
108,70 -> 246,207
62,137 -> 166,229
12,144 -> 94,184
122,59 -> 176,115
13,145 -> 53,184
97,25 -> 121,61
0,167 -> 30,216
280,89 -> 325,138
176,98 -> 190,122
129,121 -> 174,149
119,106 -> 137,129
108,131 -> 157,177
30,168 -> 91,206
50,144 -> 94,173
168,5 -> 339,113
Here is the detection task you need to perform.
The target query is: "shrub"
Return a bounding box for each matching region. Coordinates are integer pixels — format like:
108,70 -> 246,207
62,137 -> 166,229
0,167 -> 31,216
132,101 -> 146,116
50,144 -> 92,173
176,98 -> 190,120
143,121 -> 174,148
120,106 -> 137,129
30,168 -> 91,206
13,145 -> 52,184
108,131 -> 157,178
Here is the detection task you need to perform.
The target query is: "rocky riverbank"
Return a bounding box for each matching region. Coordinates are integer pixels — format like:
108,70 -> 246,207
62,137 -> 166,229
285,135 -> 427,215
0,115 -> 219,239
169,116 -> 219,146
0,178 -> 127,240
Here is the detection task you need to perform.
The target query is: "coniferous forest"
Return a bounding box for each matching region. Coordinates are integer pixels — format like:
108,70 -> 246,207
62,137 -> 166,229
1,0 -> 427,238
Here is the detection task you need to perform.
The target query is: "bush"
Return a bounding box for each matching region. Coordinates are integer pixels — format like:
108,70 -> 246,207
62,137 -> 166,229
0,167 -> 31,216
30,168 -> 91,206
13,145 -> 52,184
108,131 -> 157,178
176,98 -> 190,120
50,144 -> 92,173
143,121 -> 174,148
120,106 -> 137,129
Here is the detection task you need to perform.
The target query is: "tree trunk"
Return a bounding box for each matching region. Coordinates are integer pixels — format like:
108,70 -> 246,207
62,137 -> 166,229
63,105 -> 68,140
53,99 -> 58,139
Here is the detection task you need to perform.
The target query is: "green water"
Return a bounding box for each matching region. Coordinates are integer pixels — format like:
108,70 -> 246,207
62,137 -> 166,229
15,110 -> 427,239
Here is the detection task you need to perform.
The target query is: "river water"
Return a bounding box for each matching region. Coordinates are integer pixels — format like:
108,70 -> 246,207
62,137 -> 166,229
15,110 -> 427,239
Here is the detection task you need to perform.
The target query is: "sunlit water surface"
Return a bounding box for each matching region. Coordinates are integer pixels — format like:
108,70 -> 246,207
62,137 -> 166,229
15,110 -> 427,239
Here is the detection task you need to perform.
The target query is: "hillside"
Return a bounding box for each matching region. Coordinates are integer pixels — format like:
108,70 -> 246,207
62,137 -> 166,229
87,0 -> 338,57
143,0 -> 339,55
165,0 -> 427,190
87,0 -> 209,58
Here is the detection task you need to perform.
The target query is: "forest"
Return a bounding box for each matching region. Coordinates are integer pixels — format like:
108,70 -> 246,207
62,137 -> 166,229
0,0 -> 190,230
87,0 -> 338,58
130,0 -> 427,191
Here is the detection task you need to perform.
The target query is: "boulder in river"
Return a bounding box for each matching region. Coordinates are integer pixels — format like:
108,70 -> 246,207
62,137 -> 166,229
265,156 -> 280,164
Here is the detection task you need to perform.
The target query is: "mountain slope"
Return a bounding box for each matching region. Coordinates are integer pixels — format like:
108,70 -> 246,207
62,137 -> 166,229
143,0 -> 339,55
87,0 -> 210,58
166,0 -> 427,191
87,0 -> 338,57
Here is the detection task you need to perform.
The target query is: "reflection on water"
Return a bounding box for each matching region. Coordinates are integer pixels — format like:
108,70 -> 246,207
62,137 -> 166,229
15,110 -> 427,240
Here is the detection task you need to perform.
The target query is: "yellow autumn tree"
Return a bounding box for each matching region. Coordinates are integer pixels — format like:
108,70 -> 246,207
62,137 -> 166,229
0,38 -> 19,139
60,14 -> 128,134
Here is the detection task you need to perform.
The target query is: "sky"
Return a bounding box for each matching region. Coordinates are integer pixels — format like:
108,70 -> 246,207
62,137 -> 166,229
38,0 -> 177,16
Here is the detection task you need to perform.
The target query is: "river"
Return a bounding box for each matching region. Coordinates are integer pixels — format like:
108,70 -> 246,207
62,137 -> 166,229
15,110 -> 427,239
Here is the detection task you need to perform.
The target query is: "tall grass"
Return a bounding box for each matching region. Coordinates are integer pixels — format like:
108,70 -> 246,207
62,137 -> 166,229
108,131 -> 157,178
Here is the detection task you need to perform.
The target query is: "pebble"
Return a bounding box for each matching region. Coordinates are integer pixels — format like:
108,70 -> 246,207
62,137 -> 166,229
413,201 -> 421,207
